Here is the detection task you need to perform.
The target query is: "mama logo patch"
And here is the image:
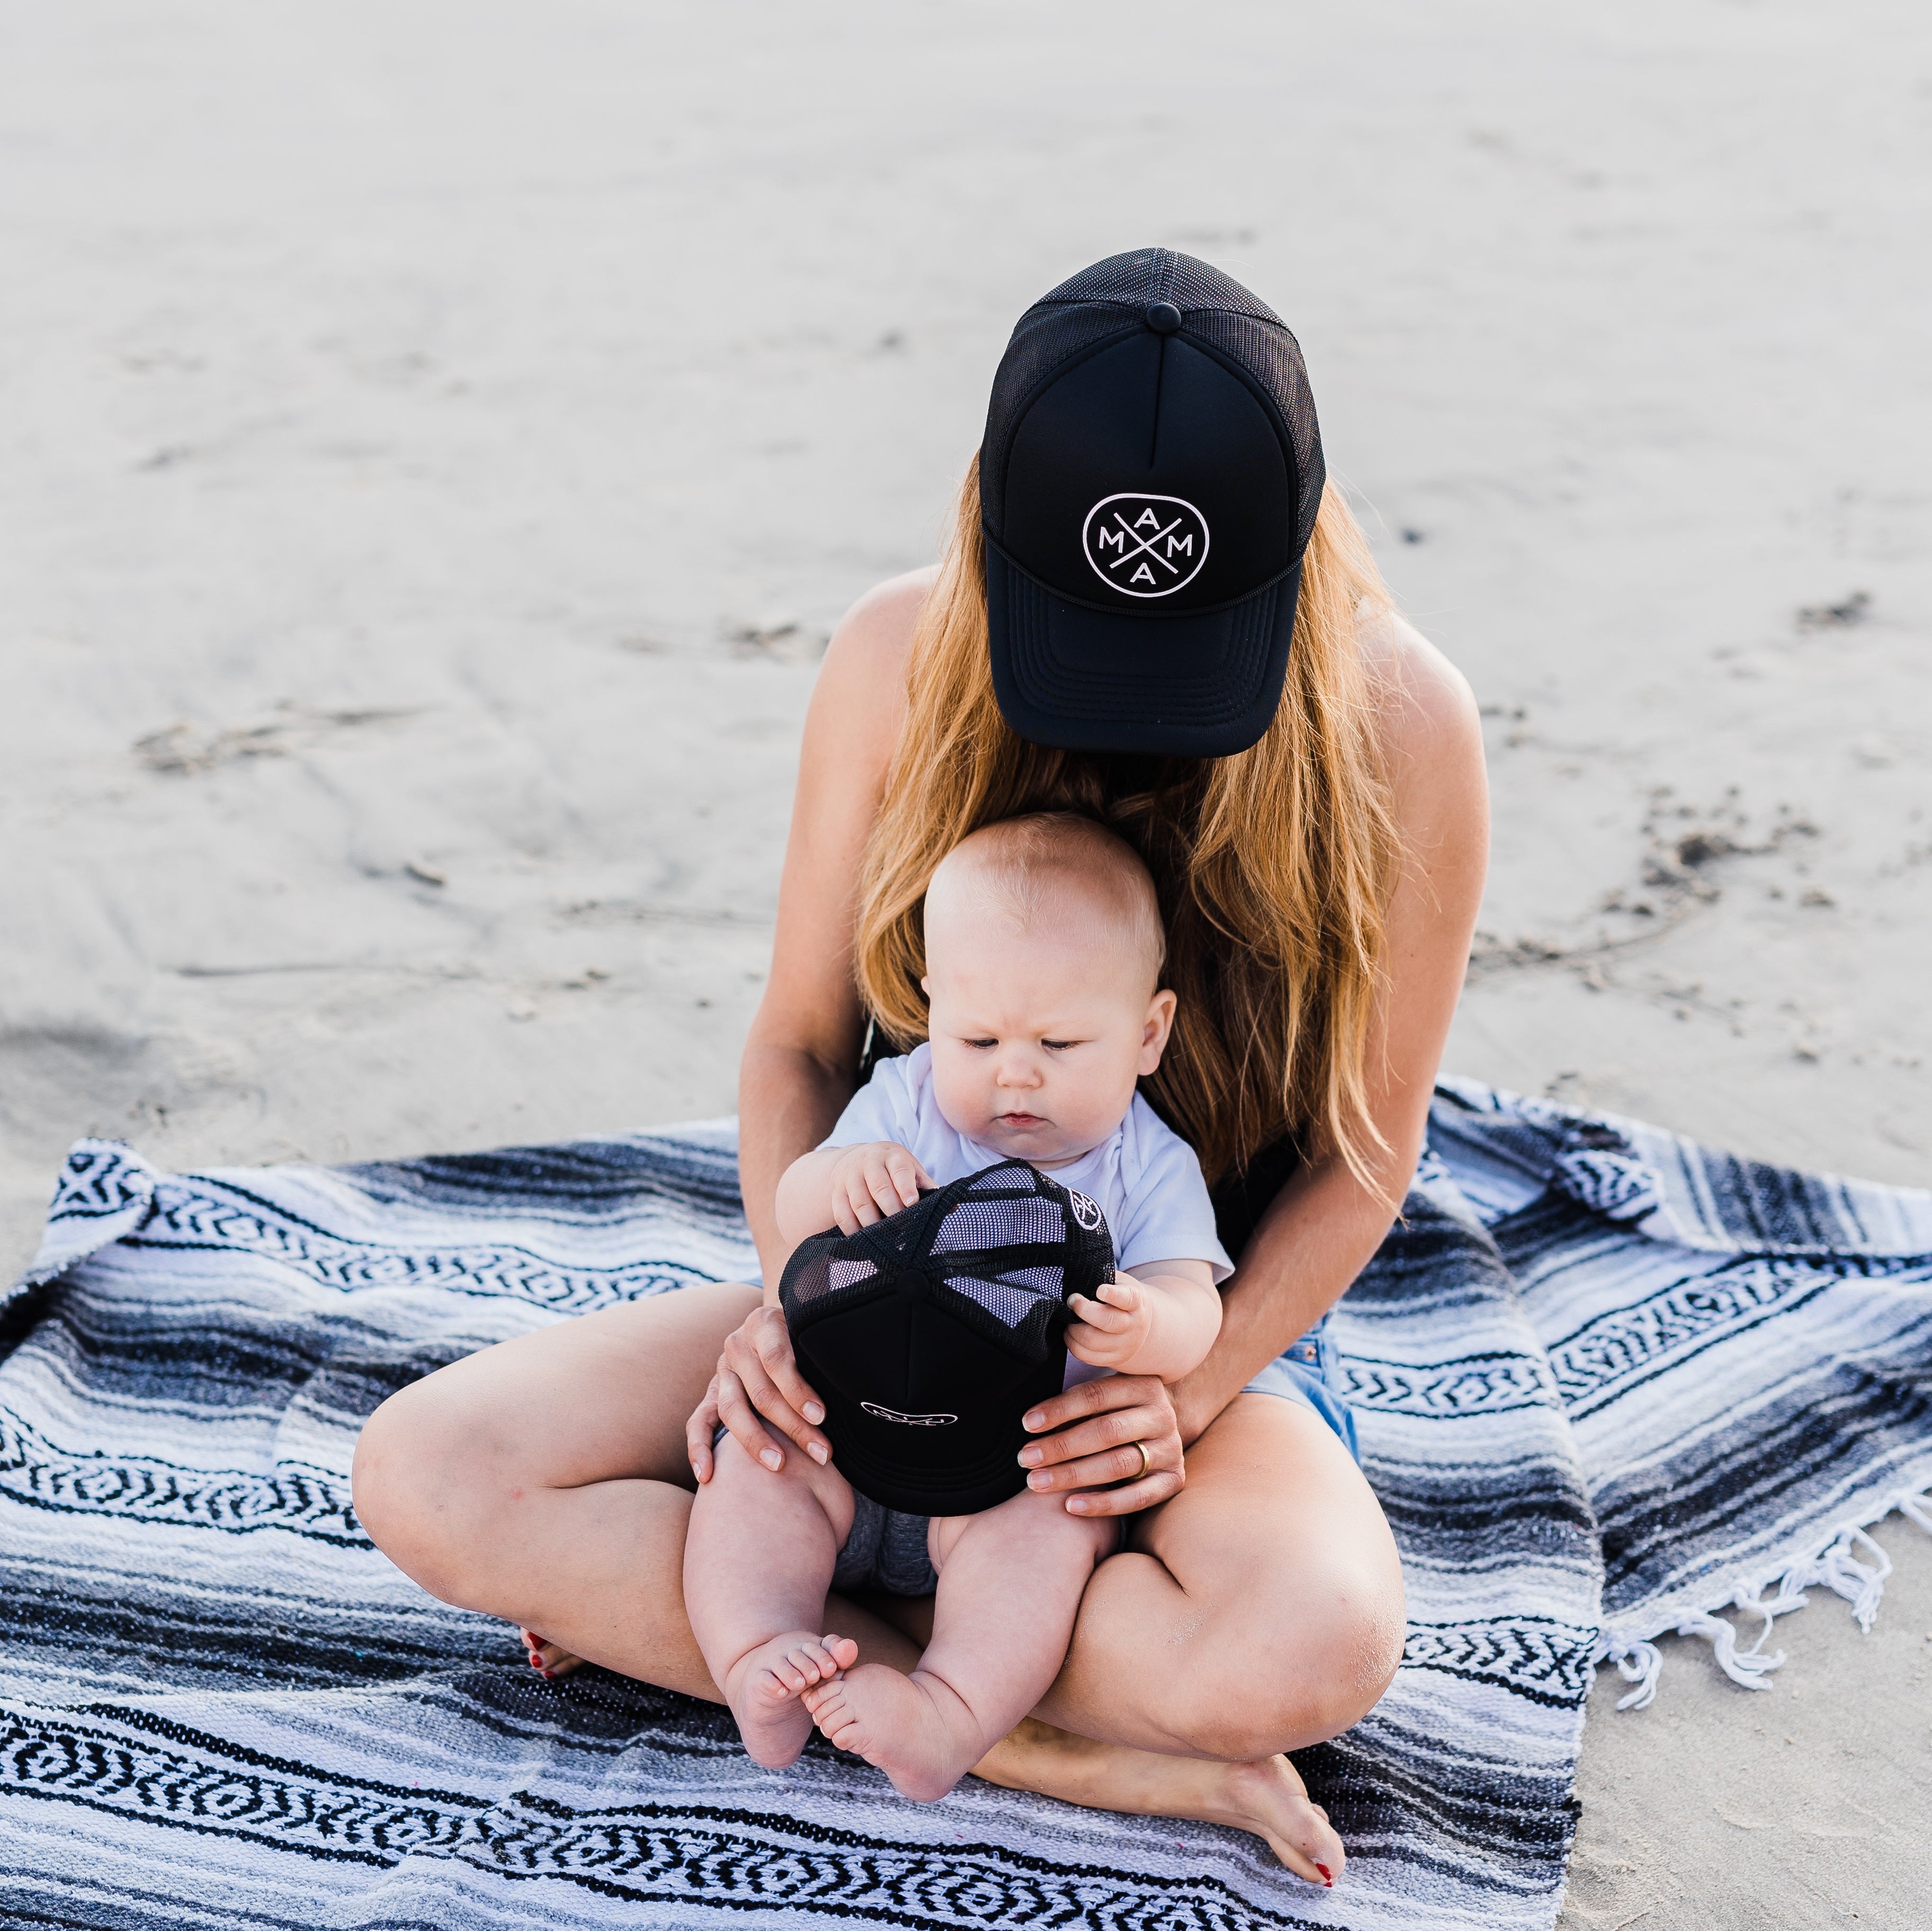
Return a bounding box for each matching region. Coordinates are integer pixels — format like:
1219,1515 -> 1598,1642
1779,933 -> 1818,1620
861,1402 -> 958,1427
1081,493 -> 1210,598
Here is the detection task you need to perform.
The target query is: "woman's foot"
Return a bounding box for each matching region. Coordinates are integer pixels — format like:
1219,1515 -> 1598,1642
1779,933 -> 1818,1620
1215,1754 -> 1344,1888
804,1661 -> 982,1803
725,1632 -> 858,1768
969,1718 -> 1343,1887
519,1628 -> 583,1682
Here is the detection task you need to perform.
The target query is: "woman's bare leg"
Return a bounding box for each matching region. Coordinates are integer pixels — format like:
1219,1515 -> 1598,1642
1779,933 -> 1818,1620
351,1283 -> 924,1689
967,1395 -> 1402,1885
355,1308 -> 1394,1884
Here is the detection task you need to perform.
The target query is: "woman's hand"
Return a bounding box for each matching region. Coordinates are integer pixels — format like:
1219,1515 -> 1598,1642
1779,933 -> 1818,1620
686,1303 -> 832,1482
1015,1373 -> 1184,1516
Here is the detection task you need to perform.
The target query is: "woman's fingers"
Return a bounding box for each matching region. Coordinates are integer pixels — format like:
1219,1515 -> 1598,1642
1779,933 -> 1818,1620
1013,1372 -> 1184,1513
1058,1460 -> 1184,1518
720,1317 -> 830,1465
686,1379 -> 724,1483
714,1368 -> 785,1470
1020,1375 -> 1174,1462
752,1322 -> 830,1444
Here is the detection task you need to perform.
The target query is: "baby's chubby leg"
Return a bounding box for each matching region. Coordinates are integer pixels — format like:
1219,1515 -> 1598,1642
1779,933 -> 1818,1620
806,1488 -> 1115,1801
683,1427 -> 860,1768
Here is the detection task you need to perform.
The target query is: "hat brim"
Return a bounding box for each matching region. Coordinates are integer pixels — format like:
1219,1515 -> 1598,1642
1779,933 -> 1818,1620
986,547 -> 1299,759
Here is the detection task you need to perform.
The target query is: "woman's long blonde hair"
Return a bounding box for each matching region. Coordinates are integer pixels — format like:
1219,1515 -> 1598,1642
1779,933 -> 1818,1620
855,456 -> 1401,1193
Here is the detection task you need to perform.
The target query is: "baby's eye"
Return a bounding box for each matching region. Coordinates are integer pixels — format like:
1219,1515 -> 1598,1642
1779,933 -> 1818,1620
963,1037 -> 998,1051
1042,1039 -> 1080,1053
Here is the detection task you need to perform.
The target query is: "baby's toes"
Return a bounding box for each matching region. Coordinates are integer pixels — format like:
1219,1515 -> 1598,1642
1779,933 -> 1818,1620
806,1683 -> 853,1738
754,1659 -> 807,1702
778,1643 -> 830,1686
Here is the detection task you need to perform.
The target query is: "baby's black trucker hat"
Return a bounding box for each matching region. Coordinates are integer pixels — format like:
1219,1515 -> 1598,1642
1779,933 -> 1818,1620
980,248 -> 1325,759
779,1161 -> 1116,1517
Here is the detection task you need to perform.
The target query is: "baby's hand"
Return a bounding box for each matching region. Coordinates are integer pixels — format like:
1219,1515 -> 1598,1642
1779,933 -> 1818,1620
1065,1273 -> 1154,1370
828,1142 -> 933,1233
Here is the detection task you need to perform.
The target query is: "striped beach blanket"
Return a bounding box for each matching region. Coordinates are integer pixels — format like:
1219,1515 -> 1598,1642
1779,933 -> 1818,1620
3,1081 -> 1928,1930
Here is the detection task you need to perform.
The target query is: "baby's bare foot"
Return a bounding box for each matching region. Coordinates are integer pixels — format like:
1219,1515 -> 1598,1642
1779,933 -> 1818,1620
519,1628 -> 583,1682
803,1661 -> 981,1803
728,1632 -> 858,1769
1219,1755 -> 1345,1888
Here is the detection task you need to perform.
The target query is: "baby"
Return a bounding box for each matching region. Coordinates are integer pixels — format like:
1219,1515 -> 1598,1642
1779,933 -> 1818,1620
682,812 -> 1231,1801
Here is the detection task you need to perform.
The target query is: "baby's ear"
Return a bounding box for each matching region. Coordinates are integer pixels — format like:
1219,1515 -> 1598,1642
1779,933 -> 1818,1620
1138,988 -> 1179,1073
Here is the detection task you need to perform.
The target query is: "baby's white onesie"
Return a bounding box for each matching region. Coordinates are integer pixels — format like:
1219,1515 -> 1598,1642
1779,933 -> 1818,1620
821,1043 -> 1232,1284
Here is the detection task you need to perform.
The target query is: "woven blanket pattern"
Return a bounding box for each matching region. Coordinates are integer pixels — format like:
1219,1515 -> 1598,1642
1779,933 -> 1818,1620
1,1083 -> 1926,1930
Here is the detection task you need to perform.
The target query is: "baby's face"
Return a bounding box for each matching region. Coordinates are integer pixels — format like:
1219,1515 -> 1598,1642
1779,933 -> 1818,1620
922,909 -> 1174,1169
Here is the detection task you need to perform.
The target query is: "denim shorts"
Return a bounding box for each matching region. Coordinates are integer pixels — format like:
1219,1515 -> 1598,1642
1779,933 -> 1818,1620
1241,1315 -> 1361,1463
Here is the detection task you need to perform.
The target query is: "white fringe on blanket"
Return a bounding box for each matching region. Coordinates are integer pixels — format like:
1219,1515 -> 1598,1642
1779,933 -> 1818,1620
1598,1486 -> 1932,1710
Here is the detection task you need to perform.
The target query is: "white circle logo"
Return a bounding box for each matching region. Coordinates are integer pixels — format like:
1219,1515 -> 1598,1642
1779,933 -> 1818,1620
1081,492 -> 1210,599
1067,1190 -> 1104,1232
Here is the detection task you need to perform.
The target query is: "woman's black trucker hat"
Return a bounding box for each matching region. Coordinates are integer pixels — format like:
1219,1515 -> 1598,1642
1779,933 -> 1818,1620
980,248 -> 1325,759
779,1161 -> 1115,1517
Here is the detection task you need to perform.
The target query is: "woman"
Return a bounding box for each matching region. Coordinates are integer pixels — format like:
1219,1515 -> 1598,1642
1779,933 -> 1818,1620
352,250 -> 1488,1884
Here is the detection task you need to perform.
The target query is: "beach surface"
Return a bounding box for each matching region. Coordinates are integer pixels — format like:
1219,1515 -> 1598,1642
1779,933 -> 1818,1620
2,4 -> 1927,1924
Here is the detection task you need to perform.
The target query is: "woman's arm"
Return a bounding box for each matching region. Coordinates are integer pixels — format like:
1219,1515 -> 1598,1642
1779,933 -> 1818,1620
1172,611 -> 1488,1437
686,573 -> 929,1482
1018,612 -> 1488,1483
736,571 -> 929,1285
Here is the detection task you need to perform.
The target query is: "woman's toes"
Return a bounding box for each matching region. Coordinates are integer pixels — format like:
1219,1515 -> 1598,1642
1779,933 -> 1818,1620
518,1628 -> 584,1681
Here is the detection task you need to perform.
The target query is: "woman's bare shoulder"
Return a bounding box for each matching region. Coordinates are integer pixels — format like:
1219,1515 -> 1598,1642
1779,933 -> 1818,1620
1357,604 -> 1483,790
799,566 -> 936,775
818,567 -> 936,691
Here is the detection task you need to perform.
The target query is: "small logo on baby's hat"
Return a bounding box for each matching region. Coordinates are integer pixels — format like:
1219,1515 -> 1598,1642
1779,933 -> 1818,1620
1067,1190 -> 1104,1231
861,1402 -> 958,1427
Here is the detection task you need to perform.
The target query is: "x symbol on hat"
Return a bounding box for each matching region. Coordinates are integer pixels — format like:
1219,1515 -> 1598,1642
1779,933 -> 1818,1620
1106,511 -> 1186,576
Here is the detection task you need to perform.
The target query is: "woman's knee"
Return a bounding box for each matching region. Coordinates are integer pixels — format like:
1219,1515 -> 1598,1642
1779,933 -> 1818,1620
1168,1558 -> 1406,1757
351,1370 -> 503,1603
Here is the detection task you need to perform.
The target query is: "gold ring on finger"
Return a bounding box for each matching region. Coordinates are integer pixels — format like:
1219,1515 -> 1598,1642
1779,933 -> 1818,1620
1133,1439 -> 1152,1479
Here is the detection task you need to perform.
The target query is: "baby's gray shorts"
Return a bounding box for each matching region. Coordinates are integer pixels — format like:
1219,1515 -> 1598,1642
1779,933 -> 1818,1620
832,1494 -> 941,1597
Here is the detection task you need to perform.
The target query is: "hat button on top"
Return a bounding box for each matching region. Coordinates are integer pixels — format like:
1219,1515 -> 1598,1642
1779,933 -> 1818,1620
1143,301 -> 1182,335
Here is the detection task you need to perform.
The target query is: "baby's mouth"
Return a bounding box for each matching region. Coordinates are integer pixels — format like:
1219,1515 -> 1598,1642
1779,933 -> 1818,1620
994,1111 -> 1048,1130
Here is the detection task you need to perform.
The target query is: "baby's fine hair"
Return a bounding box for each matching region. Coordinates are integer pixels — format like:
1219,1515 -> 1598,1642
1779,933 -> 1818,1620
927,812 -> 1166,984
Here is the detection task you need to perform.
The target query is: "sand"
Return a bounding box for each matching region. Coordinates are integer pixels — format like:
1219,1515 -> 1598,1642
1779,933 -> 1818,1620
2,3 -> 1927,1923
